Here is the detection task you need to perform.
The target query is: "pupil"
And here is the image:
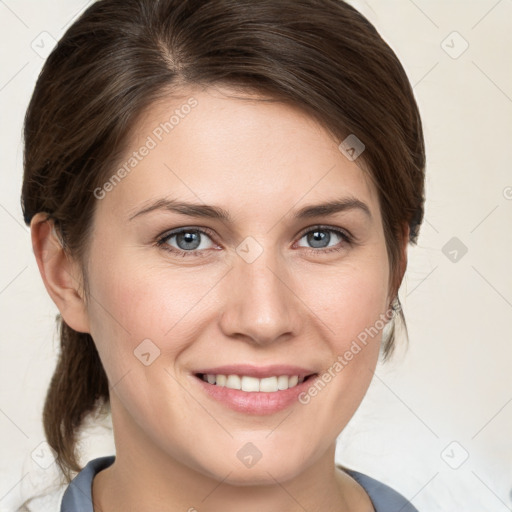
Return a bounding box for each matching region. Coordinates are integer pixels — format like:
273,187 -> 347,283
178,231 -> 200,250
308,230 -> 329,248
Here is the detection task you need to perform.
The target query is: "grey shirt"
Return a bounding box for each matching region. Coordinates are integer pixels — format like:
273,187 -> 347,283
60,456 -> 419,511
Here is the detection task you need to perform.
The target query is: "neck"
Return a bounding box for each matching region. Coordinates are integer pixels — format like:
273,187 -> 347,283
92,398 -> 365,512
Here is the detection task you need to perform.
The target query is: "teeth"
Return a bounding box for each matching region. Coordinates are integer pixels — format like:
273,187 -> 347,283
241,376 -> 260,392
226,375 -> 241,389
201,373 -> 304,392
260,376 -> 278,392
277,375 -> 288,390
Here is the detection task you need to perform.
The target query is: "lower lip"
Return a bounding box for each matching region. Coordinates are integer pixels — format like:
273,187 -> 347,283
192,374 -> 318,415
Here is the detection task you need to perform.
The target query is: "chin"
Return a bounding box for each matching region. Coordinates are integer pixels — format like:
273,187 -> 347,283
194,450 -> 306,486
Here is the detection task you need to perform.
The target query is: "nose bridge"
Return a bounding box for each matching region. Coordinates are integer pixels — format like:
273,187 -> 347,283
219,239 -> 301,344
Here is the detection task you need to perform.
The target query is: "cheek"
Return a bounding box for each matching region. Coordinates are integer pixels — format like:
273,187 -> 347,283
299,249 -> 390,411
305,249 -> 390,343
84,248 -> 224,376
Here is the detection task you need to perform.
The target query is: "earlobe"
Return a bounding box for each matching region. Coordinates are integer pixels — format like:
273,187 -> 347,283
30,213 -> 90,333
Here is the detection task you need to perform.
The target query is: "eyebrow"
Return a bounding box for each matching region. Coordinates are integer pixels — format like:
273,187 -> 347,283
128,196 -> 372,223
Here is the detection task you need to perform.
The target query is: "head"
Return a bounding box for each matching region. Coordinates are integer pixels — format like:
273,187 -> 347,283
22,0 -> 424,483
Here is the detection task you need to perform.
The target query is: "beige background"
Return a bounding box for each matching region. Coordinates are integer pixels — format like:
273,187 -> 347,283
0,0 -> 511,510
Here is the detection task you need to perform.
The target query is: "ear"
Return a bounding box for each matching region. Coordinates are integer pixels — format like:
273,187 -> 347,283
30,213 -> 90,333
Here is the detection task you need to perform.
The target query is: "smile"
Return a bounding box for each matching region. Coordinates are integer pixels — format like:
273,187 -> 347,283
192,367 -> 319,415
196,373 -> 316,392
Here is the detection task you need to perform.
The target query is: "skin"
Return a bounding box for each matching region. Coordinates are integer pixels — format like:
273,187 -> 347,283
32,85 -> 408,511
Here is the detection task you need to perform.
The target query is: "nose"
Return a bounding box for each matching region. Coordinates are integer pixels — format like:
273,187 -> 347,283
218,246 -> 303,346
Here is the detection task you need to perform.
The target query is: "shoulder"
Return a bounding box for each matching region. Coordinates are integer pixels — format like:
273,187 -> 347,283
338,465 -> 419,512
16,456 -> 115,512
59,456 -> 115,512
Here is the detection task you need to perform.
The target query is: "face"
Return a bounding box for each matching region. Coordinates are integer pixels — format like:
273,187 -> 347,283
82,85 -> 392,484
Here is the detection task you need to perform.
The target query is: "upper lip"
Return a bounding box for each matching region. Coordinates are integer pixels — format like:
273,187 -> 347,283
194,364 -> 317,379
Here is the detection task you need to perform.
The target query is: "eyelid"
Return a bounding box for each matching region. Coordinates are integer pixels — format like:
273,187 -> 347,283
294,224 -> 354,243
158,225 -> 217,241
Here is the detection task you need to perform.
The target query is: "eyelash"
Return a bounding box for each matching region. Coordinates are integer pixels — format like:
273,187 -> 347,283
155,225 -> 354,258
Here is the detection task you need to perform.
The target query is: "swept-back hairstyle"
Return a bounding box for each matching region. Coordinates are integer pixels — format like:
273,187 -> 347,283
21,0 -> 425,480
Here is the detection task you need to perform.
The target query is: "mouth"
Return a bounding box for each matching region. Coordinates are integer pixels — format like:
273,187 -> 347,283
191,365 -> 319,415
194,372 -> 317,392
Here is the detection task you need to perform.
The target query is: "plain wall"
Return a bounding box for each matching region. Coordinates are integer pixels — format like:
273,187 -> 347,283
0,1 -> 511,510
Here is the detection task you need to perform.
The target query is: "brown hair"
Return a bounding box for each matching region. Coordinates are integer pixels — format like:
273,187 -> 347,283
21,0 -> 425,480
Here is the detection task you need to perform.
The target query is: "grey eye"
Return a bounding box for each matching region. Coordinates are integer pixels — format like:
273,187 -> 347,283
163,229 -> 214,252
298,229 -> 344,249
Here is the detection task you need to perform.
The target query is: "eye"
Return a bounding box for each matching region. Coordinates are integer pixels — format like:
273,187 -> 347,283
295,226 -> 353,254
156,227 -> 217,257
156,225 -> 353,258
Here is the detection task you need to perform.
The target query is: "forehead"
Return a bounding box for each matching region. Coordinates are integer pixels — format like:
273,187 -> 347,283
97,85 -> 379,221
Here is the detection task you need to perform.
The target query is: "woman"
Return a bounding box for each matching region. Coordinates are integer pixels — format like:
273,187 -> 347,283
22,0 -> 425,510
